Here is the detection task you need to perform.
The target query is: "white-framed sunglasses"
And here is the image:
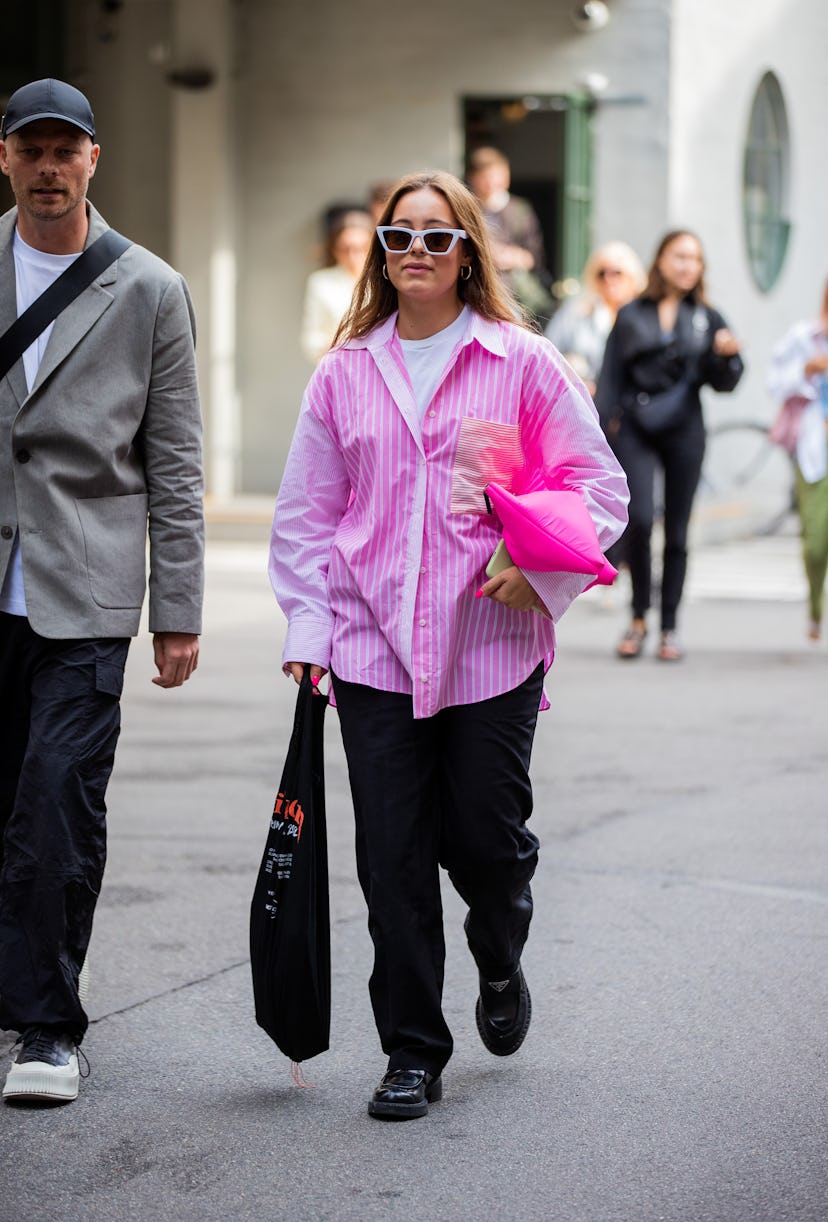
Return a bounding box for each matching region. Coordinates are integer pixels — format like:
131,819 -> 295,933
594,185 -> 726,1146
377,226 -> 468,256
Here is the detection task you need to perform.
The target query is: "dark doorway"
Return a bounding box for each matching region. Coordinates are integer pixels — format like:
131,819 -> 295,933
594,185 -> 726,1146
463,94 -> 594,292
1,0 -> 64,213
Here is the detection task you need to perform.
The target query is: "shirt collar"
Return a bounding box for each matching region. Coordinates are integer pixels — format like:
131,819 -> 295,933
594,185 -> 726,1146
346,309 -> 507,358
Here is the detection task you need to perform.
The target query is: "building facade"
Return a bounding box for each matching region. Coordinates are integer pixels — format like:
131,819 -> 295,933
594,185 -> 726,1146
3,0 -> 825,521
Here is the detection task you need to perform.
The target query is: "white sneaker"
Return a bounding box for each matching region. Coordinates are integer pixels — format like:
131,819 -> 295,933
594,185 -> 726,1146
3,1029 -> 80,1103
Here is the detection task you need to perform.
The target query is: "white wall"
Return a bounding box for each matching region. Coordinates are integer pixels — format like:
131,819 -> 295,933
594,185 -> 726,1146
670,0 -> 828,429
591,0 -> 672,259
61,0 -> 173,257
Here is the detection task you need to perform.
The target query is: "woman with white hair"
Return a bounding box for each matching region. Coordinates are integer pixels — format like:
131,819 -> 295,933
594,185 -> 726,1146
545,241 -> 646,395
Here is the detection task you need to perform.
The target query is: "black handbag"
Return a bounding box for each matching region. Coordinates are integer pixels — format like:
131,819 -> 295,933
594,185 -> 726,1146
623,313 -> 709,436
625,377 -> 690,435
250,672 -> 330,1065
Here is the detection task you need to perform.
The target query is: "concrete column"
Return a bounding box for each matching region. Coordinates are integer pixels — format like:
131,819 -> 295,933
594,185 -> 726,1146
169,0 -> 239,500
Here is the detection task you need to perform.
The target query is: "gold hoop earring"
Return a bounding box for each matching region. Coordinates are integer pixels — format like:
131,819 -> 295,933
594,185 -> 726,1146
382,264 -> 389,280
460,265 -> 472,282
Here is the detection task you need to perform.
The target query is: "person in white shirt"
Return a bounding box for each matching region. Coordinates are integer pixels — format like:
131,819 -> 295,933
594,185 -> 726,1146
767,279 -> 828,640
300,210 -> 372,364
0,78 -> 203,1107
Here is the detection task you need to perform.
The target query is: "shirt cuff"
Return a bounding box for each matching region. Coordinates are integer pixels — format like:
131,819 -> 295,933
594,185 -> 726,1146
282,613 -> 334,671
522,569 -> 592,623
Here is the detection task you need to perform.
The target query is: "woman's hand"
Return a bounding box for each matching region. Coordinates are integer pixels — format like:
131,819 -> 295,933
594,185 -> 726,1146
284,662 -> 328,691
804,354 -> 828,379
477,566 -> 541,611
712,328 -> 741,357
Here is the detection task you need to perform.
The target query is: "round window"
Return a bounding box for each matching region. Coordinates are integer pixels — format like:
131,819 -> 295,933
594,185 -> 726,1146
743,72 -> 791,293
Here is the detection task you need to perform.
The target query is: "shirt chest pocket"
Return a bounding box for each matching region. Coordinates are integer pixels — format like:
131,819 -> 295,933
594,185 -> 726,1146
450,417 -> 523,514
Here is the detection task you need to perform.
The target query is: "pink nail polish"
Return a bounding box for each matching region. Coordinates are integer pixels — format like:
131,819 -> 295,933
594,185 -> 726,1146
475,589 -> 485,598
311,674 -> 320,686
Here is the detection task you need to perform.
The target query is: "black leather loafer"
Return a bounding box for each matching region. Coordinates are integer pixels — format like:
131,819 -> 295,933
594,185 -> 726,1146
368,1068 -> 442,1120
475,966 -> 531,1056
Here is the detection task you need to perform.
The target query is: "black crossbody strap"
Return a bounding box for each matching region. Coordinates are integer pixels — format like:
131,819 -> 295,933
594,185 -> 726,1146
0,228 -> 132,382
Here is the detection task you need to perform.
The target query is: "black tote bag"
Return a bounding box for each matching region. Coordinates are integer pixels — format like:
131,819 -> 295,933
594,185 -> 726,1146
250,672 -> 330,1063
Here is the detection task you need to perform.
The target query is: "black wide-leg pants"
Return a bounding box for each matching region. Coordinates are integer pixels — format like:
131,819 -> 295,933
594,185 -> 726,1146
0,613 -> 130,1042
332,664 -> 544,1078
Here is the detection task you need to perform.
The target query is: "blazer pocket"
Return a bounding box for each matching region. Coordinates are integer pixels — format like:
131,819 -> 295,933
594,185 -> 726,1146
76,493 -> 148,609
450,417 -> 523,513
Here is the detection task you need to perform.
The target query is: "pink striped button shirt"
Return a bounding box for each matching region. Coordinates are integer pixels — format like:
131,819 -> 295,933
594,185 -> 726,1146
269,310 -> 629,718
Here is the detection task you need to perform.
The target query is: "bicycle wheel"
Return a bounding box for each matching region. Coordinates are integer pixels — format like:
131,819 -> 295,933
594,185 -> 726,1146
700,420 -> 796,535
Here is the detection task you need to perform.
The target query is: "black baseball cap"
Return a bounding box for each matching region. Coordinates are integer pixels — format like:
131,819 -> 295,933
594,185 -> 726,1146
1,78 -> 95,140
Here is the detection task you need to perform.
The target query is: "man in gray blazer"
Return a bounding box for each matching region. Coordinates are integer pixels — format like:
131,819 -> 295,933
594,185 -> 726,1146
0,79 -> 204,1104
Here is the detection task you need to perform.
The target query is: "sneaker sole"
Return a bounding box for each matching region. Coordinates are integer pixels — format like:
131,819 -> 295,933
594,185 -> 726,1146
3,1059 -> 79,1103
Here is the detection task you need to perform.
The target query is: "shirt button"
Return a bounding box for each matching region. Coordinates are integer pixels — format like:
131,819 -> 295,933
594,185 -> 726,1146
428,410 -> 436,418
421,675 -> 429,683
1,526 -> 12,540
420,566 -> 426,574
419,619 -> 426,626
16,449 -> 31,463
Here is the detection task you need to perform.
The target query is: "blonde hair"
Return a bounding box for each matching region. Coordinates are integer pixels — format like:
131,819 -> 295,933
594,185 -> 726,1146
333,170 -> 526,344
582,241 -> 647,298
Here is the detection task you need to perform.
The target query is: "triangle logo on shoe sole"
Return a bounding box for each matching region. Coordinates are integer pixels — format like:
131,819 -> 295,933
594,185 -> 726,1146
487,979 -> 509,992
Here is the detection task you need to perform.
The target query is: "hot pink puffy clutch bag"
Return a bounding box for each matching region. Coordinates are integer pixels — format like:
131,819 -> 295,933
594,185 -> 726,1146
484,482 -> 617,589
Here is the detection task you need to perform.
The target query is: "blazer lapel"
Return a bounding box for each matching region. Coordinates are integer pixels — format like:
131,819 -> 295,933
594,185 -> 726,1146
0,208 -> 29,408
28,203 -> 119,395
30,277 -> 116,393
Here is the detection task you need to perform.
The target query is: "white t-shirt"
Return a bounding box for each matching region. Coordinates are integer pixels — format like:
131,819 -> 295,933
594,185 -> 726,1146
399,306 -> 470,421
0,230 -> 80,616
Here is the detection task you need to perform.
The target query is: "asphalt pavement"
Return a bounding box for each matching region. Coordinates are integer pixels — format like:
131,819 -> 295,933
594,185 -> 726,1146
2,528 -> 826,1222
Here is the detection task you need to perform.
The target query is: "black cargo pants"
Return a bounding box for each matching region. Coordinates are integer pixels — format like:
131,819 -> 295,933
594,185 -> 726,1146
0,613 -> 130,1042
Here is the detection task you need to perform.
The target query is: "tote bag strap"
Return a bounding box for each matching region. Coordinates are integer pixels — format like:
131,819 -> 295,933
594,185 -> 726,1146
0,228 -> 132,382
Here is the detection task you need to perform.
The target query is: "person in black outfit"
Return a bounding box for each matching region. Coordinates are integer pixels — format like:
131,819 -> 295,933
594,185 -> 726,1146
596,230 -> 743,660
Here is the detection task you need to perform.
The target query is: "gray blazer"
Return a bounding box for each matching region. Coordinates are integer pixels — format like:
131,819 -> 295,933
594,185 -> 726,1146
0,203 -> 204,638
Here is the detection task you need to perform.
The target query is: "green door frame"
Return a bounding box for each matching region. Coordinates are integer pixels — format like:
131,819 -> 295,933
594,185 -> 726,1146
562,93 -> 595,282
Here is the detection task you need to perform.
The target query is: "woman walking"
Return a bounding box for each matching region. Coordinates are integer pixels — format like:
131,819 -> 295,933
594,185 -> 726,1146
596,230 -> 743,661
767,279 -> 828,640
269,171 -> 628,1119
